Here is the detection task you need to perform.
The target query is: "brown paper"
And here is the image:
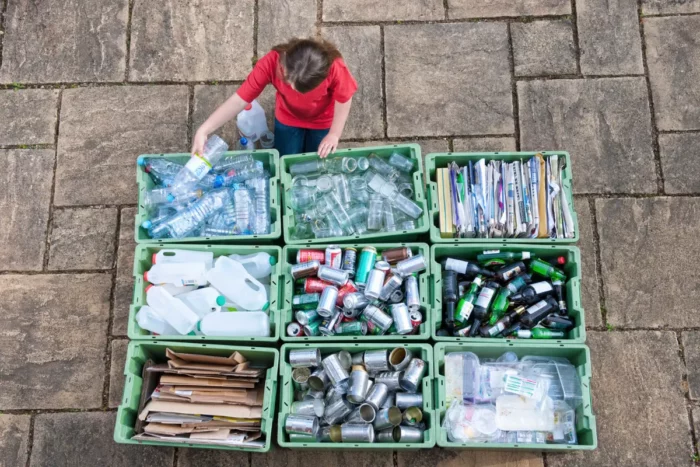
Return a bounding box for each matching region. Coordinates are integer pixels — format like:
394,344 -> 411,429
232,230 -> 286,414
138,400 -> 263,421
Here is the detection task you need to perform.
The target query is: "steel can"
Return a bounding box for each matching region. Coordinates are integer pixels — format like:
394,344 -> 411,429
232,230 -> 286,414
409,310 -> 423,332
377,428 -> 395,443
285,414 -> 318,436
322,353 -> 350,387
395,393 -> 423,410
325,245 -> 342,269
292,293 -> 321,310
395,254 -> 427,276
388,347 -> 413,371
379,274 -> 404,302
364,349 -> 390,373
355,247 -> 377,286
400,358 -> 427,393
291,399 -> 325,417
291,260 -> 321,279
287,322 -> 304,337
292,367 -> 311,390
340,423 -> 374,443
347,365 -> 370,404
297,249 -> 325,264
405,275 -> 420,312
323,397 -> 353,425
317,286 -> 339,318
373,407 -> 402,431
304,277 -> 333,294
341,248 -> 357,277
375,371 -> 402,391
308,368 -> 329,391
290,348 -> 322,367
381,246 -> 412,264
391,303 -> 413,335
318,265 -> 349,286
364,382 -> 389,410
364,268 -> 386,299
335,321 -> 367,336
336,280 -> 358,306
394,425 -> 423,443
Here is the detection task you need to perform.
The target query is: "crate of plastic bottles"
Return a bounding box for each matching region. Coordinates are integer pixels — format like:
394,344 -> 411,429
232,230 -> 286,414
128,244 -> 282,343
425,152 -> 578,244
277,343 -> 436,449
433,341 -> 597,451
430,244 -> 585,343
135,149 -> 281,243
280,243 -> 431,341
114,340 -> 279,452
280,144 -> 430,244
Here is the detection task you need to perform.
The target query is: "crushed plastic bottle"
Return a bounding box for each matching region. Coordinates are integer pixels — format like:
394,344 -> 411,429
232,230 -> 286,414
152,189 -> 231,239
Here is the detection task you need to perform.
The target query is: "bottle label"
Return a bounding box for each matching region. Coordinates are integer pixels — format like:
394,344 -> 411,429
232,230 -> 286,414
180,278 -> 198,286
445,258 -> 468,274
503,374 -> 538,398
488,322 -> 505,336
521,252 -> 531,259
475,287 -> 496,308
457,302 -> 474,321
185,154 -> 213,180
531,282 -> 553,294
483,249 -> 499,254
526,300 -> 548,315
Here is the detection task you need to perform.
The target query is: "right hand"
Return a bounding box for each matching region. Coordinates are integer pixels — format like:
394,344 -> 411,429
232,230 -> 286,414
191,129 -> 208,156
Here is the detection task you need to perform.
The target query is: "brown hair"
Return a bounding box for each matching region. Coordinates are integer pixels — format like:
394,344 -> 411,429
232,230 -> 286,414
272,38 -> 343,93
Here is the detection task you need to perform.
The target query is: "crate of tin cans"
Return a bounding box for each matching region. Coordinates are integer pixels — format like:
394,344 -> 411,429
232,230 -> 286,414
281,243 -> 431,341
277,343 -> 436,448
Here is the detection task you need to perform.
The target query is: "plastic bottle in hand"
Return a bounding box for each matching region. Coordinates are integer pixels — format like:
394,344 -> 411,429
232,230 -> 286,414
154,189 -> 231,238
237,136 -> 255,151
228,252 -> 276,279
170,134 -> 229,194
205,256 -> 269,310
146,285 -> 200,335
236,100 -> 269,142
197,311 -> 270,337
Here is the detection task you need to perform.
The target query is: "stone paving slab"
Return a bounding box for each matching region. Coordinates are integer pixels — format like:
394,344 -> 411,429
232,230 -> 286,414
56,86 -> 189,206
109,339 -> 129,408
193,85 -> 241,148
659,133 -> 700,194
0,149 -> 54,271
644,16 -> 700,131
548,331 -> 691,467
252,449 -> 393,467
48,207 -> 119,270
447,0 -> 570,18
642,0 -> 700,15
511,20 -> 577,77
574,197 -> 601,328
682,332 -> 700,401
0,274 -> 111,409
0,414 -> 30,467
113,207 -> 137,337
323,0 -> 445,22
179,448 -> 249,467
129,0 -> 254,82
452,137 -> 517,152
258,0 -> 318,55
385,23 -> 513,137
397,449 -> 543,467
31,412 -> 173,467
518,78 -> 656,194
597,197 -> 700,328
0,0 -> 128,83
0,89 -> 59,145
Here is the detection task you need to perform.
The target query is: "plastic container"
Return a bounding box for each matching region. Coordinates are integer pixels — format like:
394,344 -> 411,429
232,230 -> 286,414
433,342 -> 597,451
281,243 -> 431,342
277,343 -> 435,449
430,244 -> 585,344
280,145 -> 429,244
424,152 -> 578,244
237,100 -> 269,143
114,341 -> 278,452
135,150 -> 281,244
128,244 -> 282,343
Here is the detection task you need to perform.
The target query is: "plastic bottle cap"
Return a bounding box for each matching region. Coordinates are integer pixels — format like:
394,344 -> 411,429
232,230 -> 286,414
141,220 -> 152,229
213,175 -> 224,188
244,103 -> 252,111
216,296 -> 226,306
143,271 -> 149,282
152,253 -> 157,264
269,256 -> 277,266
166,194 -> 175,203
137,156 -> 146,166
145,284 -> 153,293
262,302 -> 269,311
240,137 -> 248,144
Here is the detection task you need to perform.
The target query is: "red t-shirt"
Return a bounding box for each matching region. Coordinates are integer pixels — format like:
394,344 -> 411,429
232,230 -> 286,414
236,51 -> 358,130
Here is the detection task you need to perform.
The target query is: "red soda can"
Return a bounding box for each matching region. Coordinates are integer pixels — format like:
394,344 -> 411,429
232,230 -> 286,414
325,245 -> 342,269
410,310 -> 423,334
287,322 -> 304,337
304,277 -> 334,294
336,281 -> 358,306
297,249 -> 325,264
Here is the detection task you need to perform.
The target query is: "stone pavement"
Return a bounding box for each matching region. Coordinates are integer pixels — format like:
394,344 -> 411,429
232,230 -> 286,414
0,0 -> 699,466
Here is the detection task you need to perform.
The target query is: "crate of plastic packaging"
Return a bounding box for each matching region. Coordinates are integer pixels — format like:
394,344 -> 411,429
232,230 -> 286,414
280,144 -> 430,244
433,341 -> 597,451
114,341 -> 278,452
430,244 -> 585,344
128,244 -> 282,344
277,343 -> 436,449
424,152 -> 578,244
135,150 -> 281,243
280,243 -> 431,342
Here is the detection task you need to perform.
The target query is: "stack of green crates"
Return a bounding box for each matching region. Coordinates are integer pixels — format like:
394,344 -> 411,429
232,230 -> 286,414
424,151 -> 596,450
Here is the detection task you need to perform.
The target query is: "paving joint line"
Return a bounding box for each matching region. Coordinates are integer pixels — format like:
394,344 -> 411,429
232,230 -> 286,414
379,25 -> 389,139
0,144 -> 54,150
1,408 -> 117,416
642,11 -> 700,18
542,452 -> 549,467
575,192 -> 700,198
516,73 -> 646,81
675,332 -> 700,463
638,0 -> 665,194
41,88 -> 63,272
24,414 -> 34,467
443,0 -> 449,19
506,22 -> 521,150
52,203 -> 138,210
570,0 -> 582,75
253,0 -> 259,58
187,85 -> 195,146
173,447 -> 180,467
124,0 -> 135,82
317,0 -> 324,36
101,206 -> 123,408
0,269 -> 115,276
248,451 -> 253,467
0,0 -> 8,70
343,132 -> 516,142
393,450 -> 398,467
0,81 -> 245,90
319,14 -> 575,27
659,129 -> 700,135
588,198 -> 608,327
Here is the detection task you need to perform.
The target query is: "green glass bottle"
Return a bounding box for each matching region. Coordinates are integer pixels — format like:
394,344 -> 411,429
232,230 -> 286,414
516,328 -> 565,339
477,251 -> 534,262
488,287 -> 511,325
528,258 -> 566,282
454,275 -> 484,327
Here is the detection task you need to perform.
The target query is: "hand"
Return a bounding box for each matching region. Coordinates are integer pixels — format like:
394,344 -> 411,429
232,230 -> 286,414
191,129 -> 208,156
318,133 -> 340,158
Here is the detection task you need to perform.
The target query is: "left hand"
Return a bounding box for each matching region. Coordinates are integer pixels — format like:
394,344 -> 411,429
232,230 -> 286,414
318,133 -> 340,158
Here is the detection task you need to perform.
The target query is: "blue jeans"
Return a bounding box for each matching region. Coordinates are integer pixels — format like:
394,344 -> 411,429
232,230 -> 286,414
274,119 -> 330,157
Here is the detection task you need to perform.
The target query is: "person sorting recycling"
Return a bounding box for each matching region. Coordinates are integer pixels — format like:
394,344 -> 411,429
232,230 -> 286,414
192,37 -> 358,158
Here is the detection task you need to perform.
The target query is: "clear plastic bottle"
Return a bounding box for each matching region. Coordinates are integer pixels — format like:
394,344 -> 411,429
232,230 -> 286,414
200,226 -> 239,236
246,176 -> 270,235
367,194 -> 384,230
237,136 -> 255,151
213,153 -> 255,173
155,189 -> 230,238
388,152 -> 415,173
170,135 -> 229,194
218,161 -> 265,186
290,159 -> 324,176
139,158 -> 183,186
143,187 -> 202,209
233,187 -> 254,234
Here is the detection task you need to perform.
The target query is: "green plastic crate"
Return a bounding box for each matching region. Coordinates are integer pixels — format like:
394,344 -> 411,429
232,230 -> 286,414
280,144 -> 430,245
135,150 -> 281,244
424,152 -> 578,244
277,343 -> 436,449
430,244 -> 585,344
114,341 -> 278,452
128,243 -> 282,344
433,342 -> 597,451
280,243 -> 431,342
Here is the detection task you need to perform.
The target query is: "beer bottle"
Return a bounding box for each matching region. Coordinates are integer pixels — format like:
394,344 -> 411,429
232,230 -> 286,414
481,305 -> 526,337
442,269 -> 458,333
529,258 -> 566,282
494,261 -> 527,282
469,281 -> 499,336
519,296 -> 559,328
454,275 -> 484,328
552,280 -> 567,315
516,328 -> 565,339
487,286 -> 511,325
443,258 -> 494,277
542,314 -> 574,331
511,281 -> 554,305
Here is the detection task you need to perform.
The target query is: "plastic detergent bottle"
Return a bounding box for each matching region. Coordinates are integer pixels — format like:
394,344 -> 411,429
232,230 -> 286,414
144,262 -> 208,287
152,249 -> 214,269
228,252 -> 276,279
205,256 -> 269,311
135,305 -> 180,335
177,287 -> 225,319
236,100 -> 268,142
145,285 -> 199,335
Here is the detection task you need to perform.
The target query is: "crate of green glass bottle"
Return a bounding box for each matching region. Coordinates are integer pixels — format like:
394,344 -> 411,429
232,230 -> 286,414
135,150 -> 281,244
424,151 -> 578,244
114,341 -> 278,452
280,243 -> 431,342
430,244 -> 585,343
277,343 -> 436,449
128,243 -> 282,344
433,341 -> 597,451
280,144 -> 429,244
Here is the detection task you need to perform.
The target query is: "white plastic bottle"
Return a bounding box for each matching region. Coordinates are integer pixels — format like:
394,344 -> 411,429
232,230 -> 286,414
153,249 -> 214,270
135,305 -> 180,335
146,285 -> 200,334
205,256 -> 269,310
227,252 -> 276,279
197,311 -> 270,337
236,100 -> 269,142
159,284 -> 197,296
177,287 -> 225,319
144,262 -> 208,286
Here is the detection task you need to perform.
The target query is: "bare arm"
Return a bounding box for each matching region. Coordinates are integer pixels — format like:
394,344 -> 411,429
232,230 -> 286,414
318,98 -> 353,158
191,93 -> 249,155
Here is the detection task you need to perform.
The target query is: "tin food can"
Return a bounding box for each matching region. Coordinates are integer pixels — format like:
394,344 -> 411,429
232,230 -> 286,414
399,358 -> 427,393
291,260 -> 321,279
292,367 -> 311,390
340,423 -> 374,443
375,371 -> 402,391
355,247 -> 377,286
290,348 -> 321,367
388,347 -> 413,371
297,249 -> 325,264
364,383 -> 389,410
325,245 -> 342,269
373,407 -> 402,430
308,368 -> 329,391
322,353 -> 350,387
285,414 -> 318,436
341,247 -> 357,277
395,393 -> 423,410
363,349 -> 390,373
